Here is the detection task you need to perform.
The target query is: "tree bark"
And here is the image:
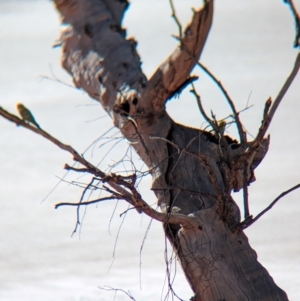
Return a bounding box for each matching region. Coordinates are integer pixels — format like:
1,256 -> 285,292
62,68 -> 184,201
53,0 -> 289,300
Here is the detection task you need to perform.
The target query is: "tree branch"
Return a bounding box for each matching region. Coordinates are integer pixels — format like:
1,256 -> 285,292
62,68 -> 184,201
229,52 -> 300,195
149,0 -> 214,111
268,52 -> 300,122
169,0 -> 182,38
72,176 -> 101,235
284,0 -> 300,47
190,84 -> 233,171
234,183 -> 300,230
166,76 -> 198,101
242,161 -> 250,219
106,175 -> 200,228
197,61 -> 247,145
55,196 -> 118,209
64,164 -> 89,173
190,83 -> 215,131
0,106 -> 199,228
251,52 -> 300,149
99,286 -> 137,301
0,106 -> 137,208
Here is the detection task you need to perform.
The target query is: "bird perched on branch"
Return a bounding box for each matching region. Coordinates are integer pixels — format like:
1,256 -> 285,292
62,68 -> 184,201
217,120 -> 226,136
16,103 -> 41,129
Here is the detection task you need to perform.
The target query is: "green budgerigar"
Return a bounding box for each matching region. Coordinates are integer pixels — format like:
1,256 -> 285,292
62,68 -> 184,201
16,103 -> 41,129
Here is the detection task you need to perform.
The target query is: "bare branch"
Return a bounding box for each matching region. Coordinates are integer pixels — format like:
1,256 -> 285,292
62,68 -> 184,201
149,0 -> 214,111
284,0 -> 300,47
55,196 -> 117,209
103,173 -> 200,227
251,52 -> 300,148
230,53 -> 300,195
149,136 -> 180,154
0,107 -> 103,173
124,190 -> 199,228
242,161 -> 250,219
169,0 -> 182,38
99,286 -> 137,301
0,106 -> 137,209
268,52 -> 300,122
108,204 -> 129,274
64,164 -> 89,173
139,217 -> 153,289
189,84 -> 233,166
39,64 -> 76,89
235,183 -> 300,230
190,83 -> 215,131
0,108 -> 199,227
72,176 -> 101,235
197,61 -> 247,145
166,76 -> 198,101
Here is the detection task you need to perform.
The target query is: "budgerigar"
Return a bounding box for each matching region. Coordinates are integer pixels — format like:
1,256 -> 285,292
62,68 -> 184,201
16,103 -> 41,129
217,120 -> 226,136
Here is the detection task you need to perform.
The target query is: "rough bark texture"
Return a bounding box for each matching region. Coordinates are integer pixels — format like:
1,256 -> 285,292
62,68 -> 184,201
53,0 -> 288,300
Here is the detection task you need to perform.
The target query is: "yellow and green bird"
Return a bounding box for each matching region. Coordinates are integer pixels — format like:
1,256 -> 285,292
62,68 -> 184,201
217,120 -> 226,136
16,103 -> 41,129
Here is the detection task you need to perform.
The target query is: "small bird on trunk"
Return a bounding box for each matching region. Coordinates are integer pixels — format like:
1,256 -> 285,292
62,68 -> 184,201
16,103 -> 41,129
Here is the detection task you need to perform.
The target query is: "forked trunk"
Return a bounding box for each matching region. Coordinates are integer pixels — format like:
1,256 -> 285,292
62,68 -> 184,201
53,0 -> 289,299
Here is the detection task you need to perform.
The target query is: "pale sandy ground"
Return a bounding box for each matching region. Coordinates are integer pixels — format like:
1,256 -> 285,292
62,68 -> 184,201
0,1 -> 299,300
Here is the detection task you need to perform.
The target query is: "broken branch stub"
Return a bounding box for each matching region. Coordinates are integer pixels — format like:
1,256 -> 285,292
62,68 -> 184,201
148,1 -> 214,112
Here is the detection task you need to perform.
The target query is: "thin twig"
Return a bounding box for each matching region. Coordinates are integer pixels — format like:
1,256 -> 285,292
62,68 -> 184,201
99,286 -> 137,301
108,199 -> 120,235
251,52 -> 300,148
163,233 -> 185,301
268,52 -> 300,121
197,61 -> 246,145
119,206 -> 135,217
169,0 -> 182,38
0,106 -> 138,208
107,204 -> 129,274
284,0 -> 300,47
126,117 -> 151,160
242,161 -> 250,219
139,217 -> 153,289
82,126 -> 115,156
234,183 -> 300,230
149,135 -> 180,154
72,176 -> 100,235
41,169 -> 71,203
167,76 -> 198,101
190,84 -> 232,165
55,196 -> 117,209
96,137 -> 124,168
38,64 -> 76,89
55,176 -> 102,190
232,52 -> 300,217
64,164 -> 89,173
190,83 -> 215,131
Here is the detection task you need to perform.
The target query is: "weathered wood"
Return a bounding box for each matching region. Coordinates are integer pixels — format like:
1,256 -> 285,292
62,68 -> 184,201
178,208 -> 288,300
53,0 -> 289,300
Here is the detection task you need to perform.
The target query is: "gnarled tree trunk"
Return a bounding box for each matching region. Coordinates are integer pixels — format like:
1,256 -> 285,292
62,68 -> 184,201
53,0 -> 288,300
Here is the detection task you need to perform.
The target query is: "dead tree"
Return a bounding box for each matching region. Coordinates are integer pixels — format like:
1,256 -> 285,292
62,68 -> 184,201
1,0 -> 300,300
